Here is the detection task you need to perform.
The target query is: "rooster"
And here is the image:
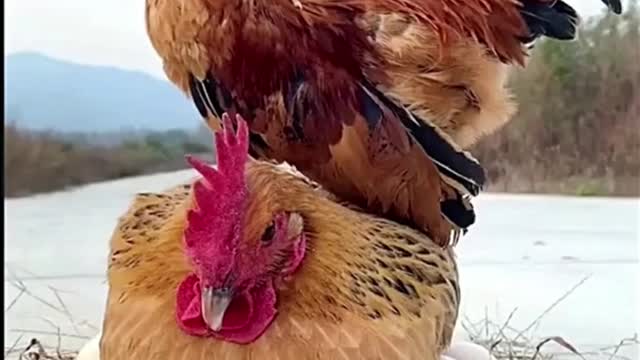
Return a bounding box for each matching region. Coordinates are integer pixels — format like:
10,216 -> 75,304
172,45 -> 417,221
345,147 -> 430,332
99,115 -> 460,359
145,0 -> 622,247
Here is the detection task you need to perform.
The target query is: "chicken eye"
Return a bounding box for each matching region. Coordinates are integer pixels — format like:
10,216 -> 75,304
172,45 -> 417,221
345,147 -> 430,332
261,222 -> 276,245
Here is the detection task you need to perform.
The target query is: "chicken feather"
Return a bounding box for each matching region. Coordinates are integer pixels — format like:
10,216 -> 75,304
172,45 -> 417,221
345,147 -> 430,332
145,0 -> 622,246
146,0 -> 485,246
100,160 -> 459,360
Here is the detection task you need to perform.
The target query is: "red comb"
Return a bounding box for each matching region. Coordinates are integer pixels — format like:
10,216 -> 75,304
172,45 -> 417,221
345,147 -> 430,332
183,114 -> 250,261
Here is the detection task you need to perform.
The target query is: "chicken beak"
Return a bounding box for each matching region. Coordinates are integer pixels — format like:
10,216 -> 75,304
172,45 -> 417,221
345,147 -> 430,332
201,287 -> 233,332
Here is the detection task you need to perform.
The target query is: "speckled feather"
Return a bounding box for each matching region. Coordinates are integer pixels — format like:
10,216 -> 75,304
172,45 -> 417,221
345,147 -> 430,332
100,161 -> 459,360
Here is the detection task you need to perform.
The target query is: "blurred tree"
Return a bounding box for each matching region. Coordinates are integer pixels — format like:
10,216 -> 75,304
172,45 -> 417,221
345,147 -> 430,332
474,4 -> 639,195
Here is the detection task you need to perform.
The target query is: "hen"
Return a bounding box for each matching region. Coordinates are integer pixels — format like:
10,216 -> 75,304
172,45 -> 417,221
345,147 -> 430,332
145,0 -> 622,247
99,115 -> 460,359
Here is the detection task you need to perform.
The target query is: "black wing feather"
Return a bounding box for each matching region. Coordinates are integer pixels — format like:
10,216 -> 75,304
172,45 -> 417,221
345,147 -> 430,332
189,73 -> 485,233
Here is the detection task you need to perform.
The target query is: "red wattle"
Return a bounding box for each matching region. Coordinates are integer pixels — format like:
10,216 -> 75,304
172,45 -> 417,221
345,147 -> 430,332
175,274 -> 277,344
175,274 -> 209,336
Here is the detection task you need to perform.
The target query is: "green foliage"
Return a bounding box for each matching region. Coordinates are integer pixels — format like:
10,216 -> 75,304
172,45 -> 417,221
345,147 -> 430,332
575,181 -> 607,197
3,124 -> 212,197
181,141 -> 211,154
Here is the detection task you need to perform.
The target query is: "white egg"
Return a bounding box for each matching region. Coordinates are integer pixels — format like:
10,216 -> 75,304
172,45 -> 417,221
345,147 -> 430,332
443,341 -> 497,360
76,333 -> 101,360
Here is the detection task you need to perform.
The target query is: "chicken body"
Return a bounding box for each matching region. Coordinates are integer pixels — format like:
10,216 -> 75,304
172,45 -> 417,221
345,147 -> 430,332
100,161 -> 459,359
145,0 -> 492,246
145,0 -> 621,247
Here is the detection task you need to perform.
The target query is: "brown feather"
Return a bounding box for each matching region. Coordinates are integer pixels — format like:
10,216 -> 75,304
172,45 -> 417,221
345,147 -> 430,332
366,13 -> 518,147
145,0 -> 496,247
361,0 -> 528,64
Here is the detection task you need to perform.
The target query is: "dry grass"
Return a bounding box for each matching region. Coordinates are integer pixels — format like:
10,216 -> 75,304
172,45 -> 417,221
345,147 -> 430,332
3,267 -> 95,360
8,339 -> 77,360
461,276 -> 639,360
4,271 -> 637,360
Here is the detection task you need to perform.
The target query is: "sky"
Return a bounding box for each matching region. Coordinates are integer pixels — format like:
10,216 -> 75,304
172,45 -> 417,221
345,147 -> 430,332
5,0 -> 618,81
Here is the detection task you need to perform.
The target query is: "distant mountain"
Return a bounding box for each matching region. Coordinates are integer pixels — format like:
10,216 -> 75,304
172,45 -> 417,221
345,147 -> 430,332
4,52 -> 200,132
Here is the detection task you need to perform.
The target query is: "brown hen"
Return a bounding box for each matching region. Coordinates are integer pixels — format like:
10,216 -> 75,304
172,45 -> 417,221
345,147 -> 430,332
100,116 -> 460,360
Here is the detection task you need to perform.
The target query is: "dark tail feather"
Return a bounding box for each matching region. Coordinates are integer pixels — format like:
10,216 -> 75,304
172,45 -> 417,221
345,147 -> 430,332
603,0 -> 623,14
520,0 -> 623,44
520,0 -> 579,43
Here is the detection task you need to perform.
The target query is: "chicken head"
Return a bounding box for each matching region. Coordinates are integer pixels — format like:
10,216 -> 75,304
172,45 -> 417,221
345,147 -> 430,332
176,114 -> 307,344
